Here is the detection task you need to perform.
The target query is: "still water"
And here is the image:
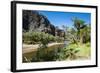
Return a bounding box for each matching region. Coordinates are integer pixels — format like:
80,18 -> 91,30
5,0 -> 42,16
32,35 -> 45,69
23,43 -> 64,63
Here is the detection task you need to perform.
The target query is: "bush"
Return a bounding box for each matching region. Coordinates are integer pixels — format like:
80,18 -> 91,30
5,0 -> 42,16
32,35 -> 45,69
31,45 -> 79,62
54,46 -> 80,60
55,36 -> 64,43
31,46 -> 58,62
23,32 -> 64,44
86,42 -> 90,47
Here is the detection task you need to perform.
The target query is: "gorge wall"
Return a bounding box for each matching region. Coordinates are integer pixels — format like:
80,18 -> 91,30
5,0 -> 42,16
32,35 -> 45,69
23,10 -> 65,37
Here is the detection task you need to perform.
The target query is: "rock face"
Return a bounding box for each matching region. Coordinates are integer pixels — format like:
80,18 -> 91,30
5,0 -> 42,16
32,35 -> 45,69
23,10 -> 64,37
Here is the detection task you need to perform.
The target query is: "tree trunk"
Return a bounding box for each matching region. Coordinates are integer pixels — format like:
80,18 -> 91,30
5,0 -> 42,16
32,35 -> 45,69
80,36 -> 83,44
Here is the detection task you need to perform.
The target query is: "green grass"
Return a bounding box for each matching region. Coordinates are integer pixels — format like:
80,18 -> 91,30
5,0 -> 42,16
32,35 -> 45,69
66,42 -> 91,59
77,43 -> 91,58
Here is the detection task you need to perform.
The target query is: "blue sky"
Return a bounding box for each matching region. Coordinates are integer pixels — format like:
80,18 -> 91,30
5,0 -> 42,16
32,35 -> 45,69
38,10 -> 91,29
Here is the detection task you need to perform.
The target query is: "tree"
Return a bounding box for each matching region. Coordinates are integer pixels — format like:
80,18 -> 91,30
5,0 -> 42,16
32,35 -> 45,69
72,17 -> 85,40
72,17 -> 90,44
72,17 -> 85,31
72,17 -> 82,40
80,25 -> 91,43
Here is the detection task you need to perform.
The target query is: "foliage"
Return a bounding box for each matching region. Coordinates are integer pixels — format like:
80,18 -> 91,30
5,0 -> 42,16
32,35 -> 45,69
56,44 -> 80,61
23,32 -> 41,44
31,45 -> 80,62
55,36 -> 64,43
31,50 -> 57,62
23,32 -> 55,44
31,45 -> 57,62
25,42 -> 90,62
23,32 -> 63,45
72,17 -> 85,31
66,43 -> 91,58
23,17 -> 91,62
80,25 -> 91,43
71,17 -> 91,44
77,43 -> 91,58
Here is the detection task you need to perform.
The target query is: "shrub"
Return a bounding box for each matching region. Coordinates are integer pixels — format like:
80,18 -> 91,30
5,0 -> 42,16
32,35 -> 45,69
31,46 -> 57,62
23,32 -> 63,44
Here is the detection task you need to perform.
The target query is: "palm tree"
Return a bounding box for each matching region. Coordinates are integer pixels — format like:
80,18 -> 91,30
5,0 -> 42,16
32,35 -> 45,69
72,17 -> 85,31
72,17 -> 88,43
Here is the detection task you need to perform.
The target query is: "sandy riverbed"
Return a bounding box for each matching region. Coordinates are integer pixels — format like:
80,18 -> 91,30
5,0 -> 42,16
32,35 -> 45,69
22,43 -> 64,54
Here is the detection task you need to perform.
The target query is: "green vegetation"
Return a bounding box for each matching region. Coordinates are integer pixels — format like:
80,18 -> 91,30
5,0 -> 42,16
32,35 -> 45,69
23,44 -> 64,62
23,32 -> 63,45
72,17 -> 91,44
23,17 -> 91,63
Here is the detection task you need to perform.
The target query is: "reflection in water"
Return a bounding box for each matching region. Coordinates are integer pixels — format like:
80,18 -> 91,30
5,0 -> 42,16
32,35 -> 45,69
23,44 -> 64,63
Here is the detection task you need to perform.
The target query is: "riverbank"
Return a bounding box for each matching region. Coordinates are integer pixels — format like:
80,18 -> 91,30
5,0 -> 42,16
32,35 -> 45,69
22,42 -> 64,54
